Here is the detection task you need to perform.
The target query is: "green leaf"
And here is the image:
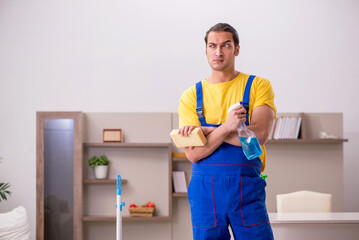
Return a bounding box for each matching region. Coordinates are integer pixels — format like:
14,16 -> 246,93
88,155 -> 110,167
0,182 -> 11,202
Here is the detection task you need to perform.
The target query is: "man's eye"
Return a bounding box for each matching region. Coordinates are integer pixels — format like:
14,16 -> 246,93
223,44 -> 230,48
209,45 -> 215,48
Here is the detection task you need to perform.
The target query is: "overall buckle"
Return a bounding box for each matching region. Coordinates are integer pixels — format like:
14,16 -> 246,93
242,104 -> 249,113
196,108 -> 204,119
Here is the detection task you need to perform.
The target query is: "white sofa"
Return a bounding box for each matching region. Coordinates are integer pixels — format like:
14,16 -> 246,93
0,205 -> 31,240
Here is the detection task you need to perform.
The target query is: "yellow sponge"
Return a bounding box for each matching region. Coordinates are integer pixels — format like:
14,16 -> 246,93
170,128 -> 207,148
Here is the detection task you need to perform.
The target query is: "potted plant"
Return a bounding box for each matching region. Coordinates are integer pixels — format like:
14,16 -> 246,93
0,157 -> 11,202
88,155 -> 110,179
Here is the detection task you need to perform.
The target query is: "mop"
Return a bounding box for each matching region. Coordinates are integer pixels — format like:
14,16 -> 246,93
116,174 -> 125,240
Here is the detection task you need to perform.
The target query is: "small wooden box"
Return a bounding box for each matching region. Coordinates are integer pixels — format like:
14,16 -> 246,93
103,129 -> 123,143
129,207 -> 155,217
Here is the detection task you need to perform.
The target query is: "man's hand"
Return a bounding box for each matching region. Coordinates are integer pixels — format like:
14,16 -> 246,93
179,125 -> 226,163
178,126 -> 216,137
222,104 -> 247,133
178,126 -> 197,137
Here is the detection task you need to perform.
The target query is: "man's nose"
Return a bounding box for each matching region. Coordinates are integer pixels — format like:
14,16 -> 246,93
215,46 -> 223,56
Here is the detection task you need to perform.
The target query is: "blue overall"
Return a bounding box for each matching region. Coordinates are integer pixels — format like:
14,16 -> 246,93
188,75 -> 274,240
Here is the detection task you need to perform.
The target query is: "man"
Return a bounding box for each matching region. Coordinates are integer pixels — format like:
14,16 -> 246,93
178,23 -> 276,240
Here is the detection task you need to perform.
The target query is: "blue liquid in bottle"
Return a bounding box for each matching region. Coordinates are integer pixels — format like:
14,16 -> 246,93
228,101 -> 263,160
238,136 -> 262,160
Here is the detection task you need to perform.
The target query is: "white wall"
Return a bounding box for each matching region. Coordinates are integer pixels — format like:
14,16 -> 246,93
0,0 -> 358,238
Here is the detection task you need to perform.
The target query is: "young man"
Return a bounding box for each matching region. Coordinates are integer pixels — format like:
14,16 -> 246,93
178,23 -> 276,240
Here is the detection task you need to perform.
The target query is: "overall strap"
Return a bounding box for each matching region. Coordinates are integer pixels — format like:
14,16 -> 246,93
196,77 -> 256,127
196,81 -> 207,126
242,75 -> 256,126
195,81 -> 220,127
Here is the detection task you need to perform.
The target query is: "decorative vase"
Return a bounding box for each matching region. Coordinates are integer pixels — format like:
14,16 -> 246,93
94,165 -> 108,179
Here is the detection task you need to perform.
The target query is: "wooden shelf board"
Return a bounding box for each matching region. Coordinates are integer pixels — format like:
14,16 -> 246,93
82,216 -> 170,222
172,152 -> 186,158
84,142 -> 171,148
173,157 -> 188,162
83,179 -> 127,184
173,192 -> 188,198
267,139 -> 348,144
172,139 -> 348,163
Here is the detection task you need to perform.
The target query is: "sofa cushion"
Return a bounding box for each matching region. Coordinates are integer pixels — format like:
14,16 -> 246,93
0,205 -> 31,240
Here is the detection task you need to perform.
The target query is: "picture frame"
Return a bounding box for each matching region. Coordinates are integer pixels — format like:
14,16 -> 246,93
103,129 -> 123,143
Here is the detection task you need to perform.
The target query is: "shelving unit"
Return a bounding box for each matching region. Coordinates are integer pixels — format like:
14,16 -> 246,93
74,112 -> 347,240
78,112 -> 175,240
82,142 -> 172,222
170,137 -> 348,199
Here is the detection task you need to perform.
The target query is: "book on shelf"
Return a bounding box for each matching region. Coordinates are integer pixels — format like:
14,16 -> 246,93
272,117 -> 282,139
172,171 -> 187,193
294,117 -> 302,139
281,117 -> 289,139
268,120 -> 276,140
271,116 -> 302,140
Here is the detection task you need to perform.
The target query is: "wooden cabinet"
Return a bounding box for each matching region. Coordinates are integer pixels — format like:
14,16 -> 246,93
78,113 -> 173,240
170,136 -> 348,198
74,112 -> 347,240
82,142 -> 172,223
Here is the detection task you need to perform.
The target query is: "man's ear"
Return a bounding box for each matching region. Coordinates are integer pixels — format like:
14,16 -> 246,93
234,45 -> 240,56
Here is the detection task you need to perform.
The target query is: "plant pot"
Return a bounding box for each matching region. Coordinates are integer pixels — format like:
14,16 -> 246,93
94,165 -> 108,179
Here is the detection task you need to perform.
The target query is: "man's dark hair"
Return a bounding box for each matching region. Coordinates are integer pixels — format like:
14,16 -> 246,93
204,23 -> 240,47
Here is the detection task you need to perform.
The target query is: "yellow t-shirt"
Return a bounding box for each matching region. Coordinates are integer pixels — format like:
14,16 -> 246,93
178,72 -> 277,172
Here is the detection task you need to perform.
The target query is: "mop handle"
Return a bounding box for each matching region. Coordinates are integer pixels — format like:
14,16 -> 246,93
116,175 -> 126,240
117,174 -> 122,196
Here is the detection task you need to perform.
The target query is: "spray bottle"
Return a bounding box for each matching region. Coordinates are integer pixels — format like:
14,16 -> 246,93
228,102 -> 262,160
